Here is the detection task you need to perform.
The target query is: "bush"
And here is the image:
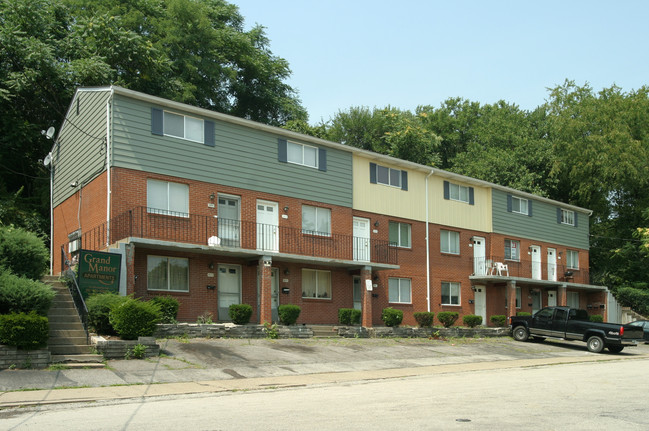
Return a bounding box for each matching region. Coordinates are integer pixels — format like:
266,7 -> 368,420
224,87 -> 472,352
229,304 -> 253,325
338,308 -> 361,325
516,311 -> 532,316
150,296 -> 180,324
0,226 -> 49,280
0,269 -> 55,315
87,293 -> 130,335
437,311 -> 459,328
615,287 -> 649,316
589,314 -> 604,323
381,307 -> 403,327
463,314 -> 483,328
413,311 -> 434,327
0,312 -> 49,349
109,298 -> 161,340
490,315 -> 507,327
278,304 -> 301,325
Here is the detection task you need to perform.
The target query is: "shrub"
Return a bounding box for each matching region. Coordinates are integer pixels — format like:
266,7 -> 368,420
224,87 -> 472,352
614,287 -> 649,316
0,269 -> 55,315
463,314 -> 483,328
278,304 -> 301,325
109,298 -> 161,340
381,307 -> 403,327
125,343 -> 147,359
338,308 -> 361,325
437,311 -> 459,328
0,312 -> 49,349
86,293 -> 130,335
490,315 -> 507,327
516,311 -> 532,316
197,311 -> 214,324
150,296 -> 180,324
0,226 -> 49,280
229,304 -> 253,325
413,311 -> 435,327
263,322 -> 279,339
589,314 -> 604,323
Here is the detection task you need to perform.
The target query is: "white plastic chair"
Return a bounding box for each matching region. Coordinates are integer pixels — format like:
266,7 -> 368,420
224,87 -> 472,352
494,262 -> 509,276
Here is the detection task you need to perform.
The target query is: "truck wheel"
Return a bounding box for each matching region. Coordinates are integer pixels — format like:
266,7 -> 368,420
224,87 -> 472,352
512,326 -> 529,342
607,345 -> 624,353
586,335 -> 604,353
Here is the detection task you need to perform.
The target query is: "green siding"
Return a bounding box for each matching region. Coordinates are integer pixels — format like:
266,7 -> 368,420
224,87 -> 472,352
111,96 -> 352,207
53,90 -> 109,206
492,189 -> 589,249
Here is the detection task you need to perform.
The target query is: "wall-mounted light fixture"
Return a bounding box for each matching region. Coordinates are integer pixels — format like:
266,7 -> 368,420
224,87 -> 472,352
209,193 -> 215,201
283,206 -> 289,213
208,262 -> 214,270
374,220 -> 380,227
284,268 -> 290,275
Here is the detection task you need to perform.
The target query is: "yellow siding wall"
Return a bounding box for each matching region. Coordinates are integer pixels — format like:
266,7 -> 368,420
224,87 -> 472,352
353,155 -> 492,232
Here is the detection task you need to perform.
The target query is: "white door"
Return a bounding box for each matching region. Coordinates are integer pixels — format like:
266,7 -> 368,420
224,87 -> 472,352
256,200 -> 279,252
531,245 -> 541,280
353,217 -> 370,262
547,248 -> 557,281
218,195 -> 240,247
473,237 -> 486,275
353,276 -> 362,311
474,285 -> 487,324
218,264 -> 241,321
547,290 -> 557,307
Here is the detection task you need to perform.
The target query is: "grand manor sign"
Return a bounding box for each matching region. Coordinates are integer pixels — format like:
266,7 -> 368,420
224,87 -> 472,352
78,249 -> 121,298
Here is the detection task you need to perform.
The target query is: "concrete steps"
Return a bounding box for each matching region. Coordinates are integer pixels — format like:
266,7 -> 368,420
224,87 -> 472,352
310,325 -> 338,338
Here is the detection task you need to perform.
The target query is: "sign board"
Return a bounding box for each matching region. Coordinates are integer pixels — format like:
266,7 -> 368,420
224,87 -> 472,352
78,249 -> 121,298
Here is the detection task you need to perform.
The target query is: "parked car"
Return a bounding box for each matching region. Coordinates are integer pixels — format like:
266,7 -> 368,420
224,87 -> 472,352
627,320 -> 649,342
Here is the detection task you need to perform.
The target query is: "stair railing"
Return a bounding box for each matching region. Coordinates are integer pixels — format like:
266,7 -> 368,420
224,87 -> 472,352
61,246 -> 90,343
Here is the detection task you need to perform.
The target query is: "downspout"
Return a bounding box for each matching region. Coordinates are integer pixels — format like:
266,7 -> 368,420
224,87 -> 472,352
425,169 -> 434,312
106,88 -> 114,247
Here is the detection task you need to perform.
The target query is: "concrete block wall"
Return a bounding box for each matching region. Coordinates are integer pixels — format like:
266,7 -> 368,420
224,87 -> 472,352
0,345 -> 51,369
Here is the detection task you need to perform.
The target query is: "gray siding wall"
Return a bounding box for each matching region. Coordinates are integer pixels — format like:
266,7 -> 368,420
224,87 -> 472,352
53,90 -> 109,206
492,189 -> 590,249
111,95 -> 353,207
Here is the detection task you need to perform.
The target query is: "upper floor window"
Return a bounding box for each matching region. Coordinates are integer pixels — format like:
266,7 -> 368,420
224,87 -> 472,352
560,209 -> 575,226
389,222 -> 411,248
287,141 -> 319,168
369,163 -> 408,190
566,250 -> 579,269
443,181 -> 474,205
388,278 -> 412,304
302,205 -> 331,236
151,108 -> 213,146
508,195 -> 530,215
440,230 -> 460,254
505,239 -> 520,261
147,179 -> 189,217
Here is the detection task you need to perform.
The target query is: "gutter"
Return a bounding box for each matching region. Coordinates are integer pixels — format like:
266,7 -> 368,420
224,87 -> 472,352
106,88 -> 114,246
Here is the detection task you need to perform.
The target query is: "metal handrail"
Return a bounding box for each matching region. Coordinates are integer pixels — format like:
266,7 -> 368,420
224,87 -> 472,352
60,246 -> 89,343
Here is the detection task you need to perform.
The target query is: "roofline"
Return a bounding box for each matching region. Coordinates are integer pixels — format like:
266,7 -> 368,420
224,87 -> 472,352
76,86 -> 592,216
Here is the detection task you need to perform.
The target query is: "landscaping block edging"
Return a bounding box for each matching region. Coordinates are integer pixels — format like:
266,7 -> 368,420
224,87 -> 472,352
93,336 -> 161,359
0,345 -> 51,369
154,323 -> 314,339
336,326 -> 510,338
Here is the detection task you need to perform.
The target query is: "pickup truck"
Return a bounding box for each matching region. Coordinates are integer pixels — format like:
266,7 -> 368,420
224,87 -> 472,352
509,306 -> 643,353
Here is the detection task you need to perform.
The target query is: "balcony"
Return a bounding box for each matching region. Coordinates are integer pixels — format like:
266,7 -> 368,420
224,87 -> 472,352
79,207 -> 398,265
471,256 -> 590,285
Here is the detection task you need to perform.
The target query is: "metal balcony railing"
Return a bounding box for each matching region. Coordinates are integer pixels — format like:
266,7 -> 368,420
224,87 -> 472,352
471,255 -> 590,285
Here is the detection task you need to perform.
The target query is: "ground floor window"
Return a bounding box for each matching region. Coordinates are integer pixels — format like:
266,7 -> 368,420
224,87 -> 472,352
516,287 -> 521,308
302,269 -> 331,299
147,255 -> 189,292
567,291 -> 580,309
441,281 -> 460,305
388,278 -> 411,303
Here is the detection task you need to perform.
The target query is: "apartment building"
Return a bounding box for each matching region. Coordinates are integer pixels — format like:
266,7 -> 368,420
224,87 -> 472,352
50,86 -> 609,327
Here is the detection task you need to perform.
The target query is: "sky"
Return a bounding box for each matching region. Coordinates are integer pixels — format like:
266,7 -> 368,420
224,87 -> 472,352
233,0 -> 649,124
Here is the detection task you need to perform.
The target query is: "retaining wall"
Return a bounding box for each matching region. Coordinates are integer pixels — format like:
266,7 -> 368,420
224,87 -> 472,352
0,345 -> 51,369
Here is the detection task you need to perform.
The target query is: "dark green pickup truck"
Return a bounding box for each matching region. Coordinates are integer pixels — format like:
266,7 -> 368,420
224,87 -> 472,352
509,306 -> 643,353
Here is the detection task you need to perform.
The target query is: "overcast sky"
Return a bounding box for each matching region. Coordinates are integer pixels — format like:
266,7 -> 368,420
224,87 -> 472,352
233,0 -> 649,124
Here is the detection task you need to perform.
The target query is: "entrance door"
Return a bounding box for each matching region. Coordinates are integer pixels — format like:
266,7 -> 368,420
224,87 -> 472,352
218,195 -> 240,247
547,290 -> 557,307
256,200 -> 279,252
353,276 -> 362,311
531,290 -> 542,314
473,285 -> 487,324
473,237 -> 486,275
258,268 -> 280,322
353,217 -> 370,262
217,264 -> 241,321
531,245 -> 541,280
547,248 -> 557,281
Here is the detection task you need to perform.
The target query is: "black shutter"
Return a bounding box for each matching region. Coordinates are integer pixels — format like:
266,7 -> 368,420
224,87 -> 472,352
370,163 -> 377,184
318,148 -> 327,171
278,138 -> 287,162
528,200 -> 533,217
443,181 -> 450,200
557,208 -> 562,224
401,171 -> 408,191
204,120 -> 214,147
507,195 -> 512,212
151,108 -> 163,135
574,212 -> 578,227
469,187 -> 475,205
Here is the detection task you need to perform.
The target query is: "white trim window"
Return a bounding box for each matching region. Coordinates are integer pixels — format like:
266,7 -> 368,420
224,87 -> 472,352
376,164 -> 402,188
302,205 -> 331,236
505,239 -> 520,261
441,281 -> 460,305
287,141 -> 318,168
388,278 -> 412,303
449,183 -> 470,203
512,196 -> 528,215
147,179 -> 189,217
389,222 -> 411,248
440,230 -> 460,254
566,250 -> 579,269
147,255 -> 189,292
302,269 -> 331,299
163,111 -> 204,143
561,209 -> 575,226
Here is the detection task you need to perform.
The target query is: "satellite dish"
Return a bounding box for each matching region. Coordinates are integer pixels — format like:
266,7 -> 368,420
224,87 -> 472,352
43,153 -> 52,167
42,127 -> 55,140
